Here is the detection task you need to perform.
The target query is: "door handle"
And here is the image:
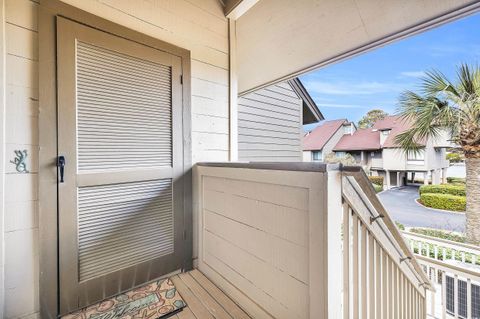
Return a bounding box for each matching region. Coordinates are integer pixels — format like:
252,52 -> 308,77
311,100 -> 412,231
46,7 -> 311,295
57,155 -> 66,183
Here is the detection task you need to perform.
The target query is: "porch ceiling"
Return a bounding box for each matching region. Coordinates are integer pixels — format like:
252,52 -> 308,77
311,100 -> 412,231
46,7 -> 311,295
235,0 -> 480,94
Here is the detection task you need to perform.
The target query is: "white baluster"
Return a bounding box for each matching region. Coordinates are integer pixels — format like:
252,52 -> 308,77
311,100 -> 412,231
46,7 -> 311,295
434,246 -> 438,260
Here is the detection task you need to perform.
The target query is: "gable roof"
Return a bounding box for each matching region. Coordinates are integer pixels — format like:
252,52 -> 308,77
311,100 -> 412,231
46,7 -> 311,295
288,78 -> 324,124
334,128 -> 381,151
333,115 -> 424,151
303,119 -> 348,151
371,115 -> 423,148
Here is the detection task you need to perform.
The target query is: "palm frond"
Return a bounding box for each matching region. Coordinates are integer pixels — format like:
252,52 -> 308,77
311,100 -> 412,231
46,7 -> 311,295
456,64 -> 480,97
395,91 -> 455,152
395,64 -> 480,153
421,70 -> 459,98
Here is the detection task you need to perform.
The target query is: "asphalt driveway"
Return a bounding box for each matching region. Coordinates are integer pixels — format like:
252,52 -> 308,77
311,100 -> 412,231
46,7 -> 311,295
377,186 -> 466,232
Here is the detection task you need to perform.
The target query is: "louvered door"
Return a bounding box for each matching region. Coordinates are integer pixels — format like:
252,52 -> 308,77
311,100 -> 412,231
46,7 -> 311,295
56,17 -> 185,314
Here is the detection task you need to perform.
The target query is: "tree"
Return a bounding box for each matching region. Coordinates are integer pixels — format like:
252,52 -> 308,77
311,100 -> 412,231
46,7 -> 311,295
395,64 -> 480,244
358,109 -> 389,128
324,152 -> 356,165
446,152 -> 462,163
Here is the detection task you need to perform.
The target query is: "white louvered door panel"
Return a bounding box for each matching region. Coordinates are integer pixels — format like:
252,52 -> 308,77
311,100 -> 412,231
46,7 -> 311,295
76,41 -> 173,171
56,17 -> 184,314
78,179 -> 174,282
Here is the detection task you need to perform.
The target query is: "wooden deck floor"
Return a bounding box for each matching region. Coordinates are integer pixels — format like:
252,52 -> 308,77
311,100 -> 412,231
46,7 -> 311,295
170,269 -> 251,319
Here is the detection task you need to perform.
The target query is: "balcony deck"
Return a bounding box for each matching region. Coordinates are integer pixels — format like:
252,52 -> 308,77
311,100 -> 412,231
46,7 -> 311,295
170,270 -> 251,319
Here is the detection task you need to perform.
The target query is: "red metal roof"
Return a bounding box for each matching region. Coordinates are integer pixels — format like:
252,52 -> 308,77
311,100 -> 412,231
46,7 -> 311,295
302,119 -> 347,151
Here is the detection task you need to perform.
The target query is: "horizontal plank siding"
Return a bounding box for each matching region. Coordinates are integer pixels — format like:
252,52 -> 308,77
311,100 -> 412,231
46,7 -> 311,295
238,82 -> 302,162
4,1 -> 40,319
196,169 -> 319,319
3,0 -> 230,318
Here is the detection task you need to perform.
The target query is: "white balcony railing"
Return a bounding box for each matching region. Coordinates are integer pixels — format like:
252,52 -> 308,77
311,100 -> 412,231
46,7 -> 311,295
193,163 -> 430,318
403,231 -> 480,319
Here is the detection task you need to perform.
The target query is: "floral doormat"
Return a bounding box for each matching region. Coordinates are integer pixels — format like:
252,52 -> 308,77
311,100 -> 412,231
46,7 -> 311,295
62,278 -> 186,319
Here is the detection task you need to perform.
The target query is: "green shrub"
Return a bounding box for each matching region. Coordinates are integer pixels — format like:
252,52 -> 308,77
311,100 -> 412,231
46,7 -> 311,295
369,176 -> 384,186
372,184 -> 383,193
446,152 -> 463,163
395,221 -> 405,231
410,227 -> 466,243
419,184 -> 466,197
419,193 -> 466,212
447,177 -> 466,184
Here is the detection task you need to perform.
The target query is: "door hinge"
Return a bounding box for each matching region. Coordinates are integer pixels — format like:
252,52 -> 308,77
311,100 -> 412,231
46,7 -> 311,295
180,75 -> 183,84
183,229 -> 187,240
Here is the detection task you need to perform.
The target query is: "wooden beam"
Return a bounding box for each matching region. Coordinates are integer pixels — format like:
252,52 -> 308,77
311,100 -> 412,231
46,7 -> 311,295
224,0 -> 259,19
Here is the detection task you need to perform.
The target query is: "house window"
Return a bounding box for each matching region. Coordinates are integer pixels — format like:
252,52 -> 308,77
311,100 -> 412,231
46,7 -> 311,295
380,129 -> 391,145
343,125 -> 352,135
312,151 -> 322,161
336,151 -> 346,158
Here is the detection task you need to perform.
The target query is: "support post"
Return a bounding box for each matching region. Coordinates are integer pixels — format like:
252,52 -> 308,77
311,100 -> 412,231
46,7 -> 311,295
442,168 -> 447,184
431,285 -> 436,317
396,171 -> 401,187
433,169 -> 441,185
424,172 -> 429,185
325,167 -> 343,318
228,19 -> 238,161
385,170 -> 391,189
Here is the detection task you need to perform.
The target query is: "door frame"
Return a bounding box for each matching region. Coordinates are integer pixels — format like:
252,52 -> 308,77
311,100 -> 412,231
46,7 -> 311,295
39,1 -> 192,318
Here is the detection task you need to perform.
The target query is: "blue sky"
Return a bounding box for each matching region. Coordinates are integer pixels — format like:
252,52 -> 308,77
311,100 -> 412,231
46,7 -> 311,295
301,12 -> 480,131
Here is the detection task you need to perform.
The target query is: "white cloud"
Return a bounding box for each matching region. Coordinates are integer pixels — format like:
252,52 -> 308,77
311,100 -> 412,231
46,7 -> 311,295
400,71 -> 425,78
303,80 -> 403,95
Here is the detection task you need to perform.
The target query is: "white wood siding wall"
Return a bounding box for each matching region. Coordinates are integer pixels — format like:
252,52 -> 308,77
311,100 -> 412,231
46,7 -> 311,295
1,1 -> 230,318
3,0 -> 39,318
238,82 -> 302,162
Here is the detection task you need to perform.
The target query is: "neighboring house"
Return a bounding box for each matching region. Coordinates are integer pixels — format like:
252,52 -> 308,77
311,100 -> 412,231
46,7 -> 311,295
302,119 -> 356,162
333,116 -> 450,188
238,78 -> 323,161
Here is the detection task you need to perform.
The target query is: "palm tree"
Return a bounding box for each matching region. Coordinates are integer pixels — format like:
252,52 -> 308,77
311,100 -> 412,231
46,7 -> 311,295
395,64 -> 480,244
